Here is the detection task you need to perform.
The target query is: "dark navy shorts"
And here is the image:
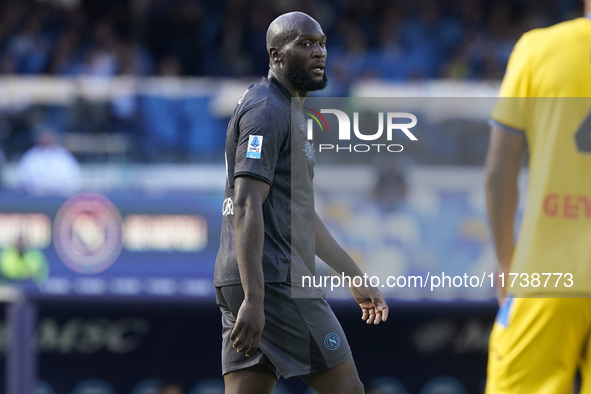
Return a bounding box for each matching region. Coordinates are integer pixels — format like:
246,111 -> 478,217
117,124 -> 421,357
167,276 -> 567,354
215,282 -> 352,379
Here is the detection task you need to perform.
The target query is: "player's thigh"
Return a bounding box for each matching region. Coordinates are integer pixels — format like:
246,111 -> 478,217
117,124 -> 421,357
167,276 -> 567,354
224,364 -> 277,394
581,341 -> 591,394
299,355 -> 363,394
487,298 -> 588,394
575,299 -> 591,394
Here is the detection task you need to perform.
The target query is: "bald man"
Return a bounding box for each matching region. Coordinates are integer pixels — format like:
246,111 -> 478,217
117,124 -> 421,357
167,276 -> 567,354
213,12 -> 387,394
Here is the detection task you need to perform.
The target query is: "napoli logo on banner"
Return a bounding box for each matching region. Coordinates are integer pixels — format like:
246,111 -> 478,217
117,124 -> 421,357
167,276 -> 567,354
53,193 -> 123,274
324,333 -> 340,350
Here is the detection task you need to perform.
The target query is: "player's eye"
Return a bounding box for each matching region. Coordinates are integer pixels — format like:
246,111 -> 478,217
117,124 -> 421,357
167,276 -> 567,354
319,42 -> 326,48
302,42 -> 310,47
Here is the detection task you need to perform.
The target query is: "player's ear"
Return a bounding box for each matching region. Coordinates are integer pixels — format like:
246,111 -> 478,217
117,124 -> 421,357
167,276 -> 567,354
269,47 -> 281,64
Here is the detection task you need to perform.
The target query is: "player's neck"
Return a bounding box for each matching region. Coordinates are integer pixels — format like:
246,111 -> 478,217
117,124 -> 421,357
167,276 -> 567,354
268,70 -> 308,105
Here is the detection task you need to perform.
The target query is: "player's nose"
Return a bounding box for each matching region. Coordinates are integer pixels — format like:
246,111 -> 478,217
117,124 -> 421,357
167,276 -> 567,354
312,44 -> 326,58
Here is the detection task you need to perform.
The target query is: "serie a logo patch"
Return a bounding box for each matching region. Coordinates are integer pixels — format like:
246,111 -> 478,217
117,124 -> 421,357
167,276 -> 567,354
246,135 -> 263,159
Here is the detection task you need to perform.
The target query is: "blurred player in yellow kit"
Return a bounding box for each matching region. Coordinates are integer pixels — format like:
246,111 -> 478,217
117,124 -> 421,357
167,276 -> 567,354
485,0 -> 591,392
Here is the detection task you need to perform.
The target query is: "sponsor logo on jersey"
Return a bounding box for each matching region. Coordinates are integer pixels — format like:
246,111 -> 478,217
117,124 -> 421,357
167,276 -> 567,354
222,198 -> 234,216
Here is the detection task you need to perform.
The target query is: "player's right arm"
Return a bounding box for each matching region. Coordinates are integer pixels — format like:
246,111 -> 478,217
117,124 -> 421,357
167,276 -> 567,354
485,126 -> 526,300
229,175 -> 270,357
228,99 -> 286,355
486,30 -> 531,301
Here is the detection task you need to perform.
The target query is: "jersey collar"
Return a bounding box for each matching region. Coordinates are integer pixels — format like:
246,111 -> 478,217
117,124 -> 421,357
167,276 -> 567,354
267,77 -> 293,102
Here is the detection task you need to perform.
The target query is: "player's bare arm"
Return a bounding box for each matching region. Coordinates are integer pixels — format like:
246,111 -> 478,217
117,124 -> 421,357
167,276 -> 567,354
314,212 -> 388,325
485,125 -> 527,300
230,176 -> 271,357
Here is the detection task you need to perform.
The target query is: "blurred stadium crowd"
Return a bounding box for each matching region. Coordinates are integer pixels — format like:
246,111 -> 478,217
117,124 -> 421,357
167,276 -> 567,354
0,0 -> 583,79
0,0 -> 583,167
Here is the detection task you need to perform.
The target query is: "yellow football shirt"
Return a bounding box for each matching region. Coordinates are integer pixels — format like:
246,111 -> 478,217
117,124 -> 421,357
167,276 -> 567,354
490,17 -> 591,295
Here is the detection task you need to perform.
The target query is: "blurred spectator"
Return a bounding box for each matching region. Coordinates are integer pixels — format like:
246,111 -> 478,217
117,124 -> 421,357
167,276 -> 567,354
70,379 -> 117,394
79,20 -> 122,77
17,126 -> 81,195
0,54 -> 17,74
7,14 -> 52,74
158,55 -> 183,76
366,377 -> 410,394
120,41 -> 156,76
374,158 -> 407,212
0,147 -> 5,188
158,385 -> 184,394
47,28 -> 83,75
0,234 -> 49,282
188,378 -> 224,394
418,376 -> 468,394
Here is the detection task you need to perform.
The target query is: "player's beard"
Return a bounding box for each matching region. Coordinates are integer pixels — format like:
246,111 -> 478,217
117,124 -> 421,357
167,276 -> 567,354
285,56 -> 328,92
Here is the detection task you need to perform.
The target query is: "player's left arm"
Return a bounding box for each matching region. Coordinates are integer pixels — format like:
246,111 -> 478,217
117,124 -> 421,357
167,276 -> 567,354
315,212 -> 388,324
485,125 -> 527,300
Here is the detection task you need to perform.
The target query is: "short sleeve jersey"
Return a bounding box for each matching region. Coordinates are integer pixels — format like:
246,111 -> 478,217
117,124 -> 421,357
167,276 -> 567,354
214,77 -> 315,287
490,18 -> 591,295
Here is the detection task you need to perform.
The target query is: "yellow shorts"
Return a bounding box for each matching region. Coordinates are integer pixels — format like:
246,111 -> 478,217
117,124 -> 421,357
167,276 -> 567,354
486,297 -> 591,394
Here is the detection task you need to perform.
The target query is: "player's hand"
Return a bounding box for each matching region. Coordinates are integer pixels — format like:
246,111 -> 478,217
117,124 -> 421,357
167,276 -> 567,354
495,264 -> 509,304
496,277 -> 507,303
351,286 -> 388,325
230,298 -> 265,357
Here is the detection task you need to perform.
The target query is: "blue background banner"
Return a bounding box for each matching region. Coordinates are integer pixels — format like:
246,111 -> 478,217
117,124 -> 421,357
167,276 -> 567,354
0,191 -> 222,298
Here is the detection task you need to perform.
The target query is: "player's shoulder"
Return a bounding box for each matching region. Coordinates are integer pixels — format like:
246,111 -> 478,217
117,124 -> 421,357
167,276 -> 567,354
236,79 -> 290,122
536,17 -> 590,36
518,18 -> 590,52
239,78 -> 290,108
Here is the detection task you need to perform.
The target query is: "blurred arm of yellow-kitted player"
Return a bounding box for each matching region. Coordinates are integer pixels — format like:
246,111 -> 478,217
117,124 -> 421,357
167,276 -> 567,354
485,125 -> 527,300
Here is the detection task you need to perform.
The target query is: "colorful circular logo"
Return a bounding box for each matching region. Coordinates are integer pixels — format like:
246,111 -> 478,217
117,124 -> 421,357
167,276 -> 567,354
324,333 -> 340,350
53,193 -> 123,274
